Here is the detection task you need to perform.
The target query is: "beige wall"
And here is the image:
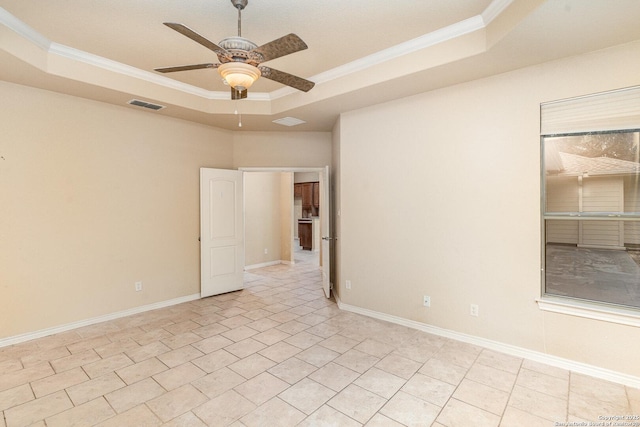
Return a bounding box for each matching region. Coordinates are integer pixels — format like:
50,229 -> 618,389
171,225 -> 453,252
336,40 -> 640,377
233,131 -> 332,168
244,172 -> 290,267
0,82 -> 234,338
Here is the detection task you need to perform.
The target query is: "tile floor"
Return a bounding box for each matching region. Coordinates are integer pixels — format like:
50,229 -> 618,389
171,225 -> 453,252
1,249 -> 639,426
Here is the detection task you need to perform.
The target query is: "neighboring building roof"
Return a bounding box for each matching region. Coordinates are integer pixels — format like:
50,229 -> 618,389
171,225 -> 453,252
548,152 -> 640,176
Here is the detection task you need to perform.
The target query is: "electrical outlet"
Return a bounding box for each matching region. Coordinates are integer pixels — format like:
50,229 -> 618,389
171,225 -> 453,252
423,295 -> 431,307
264,248 -> 268,254
345,280 -> 351,290
470,304 -> 479,317
135,281 -> 143,292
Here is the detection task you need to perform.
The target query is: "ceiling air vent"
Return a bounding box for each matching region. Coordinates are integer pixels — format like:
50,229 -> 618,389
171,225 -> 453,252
127,99 -> 165,111
272,117 -> 306,127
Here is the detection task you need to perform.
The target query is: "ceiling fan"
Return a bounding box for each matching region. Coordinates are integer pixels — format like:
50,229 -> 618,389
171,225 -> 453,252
154,0 -> 315,100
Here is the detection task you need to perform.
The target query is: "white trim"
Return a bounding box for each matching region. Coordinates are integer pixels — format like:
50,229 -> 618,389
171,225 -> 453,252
537,296 -> 640,328
244,260 -> 282,270
0,293 -> 200,348
336,296 -> 640,388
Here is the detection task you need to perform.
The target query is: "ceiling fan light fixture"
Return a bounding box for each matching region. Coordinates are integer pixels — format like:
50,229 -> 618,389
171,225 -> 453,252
218,62 -> 261,91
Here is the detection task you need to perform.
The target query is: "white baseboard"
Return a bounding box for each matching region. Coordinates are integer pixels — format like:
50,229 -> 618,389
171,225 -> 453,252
244,260 -> 288,270
336,297 -> 640,389
0,293 -> 201,348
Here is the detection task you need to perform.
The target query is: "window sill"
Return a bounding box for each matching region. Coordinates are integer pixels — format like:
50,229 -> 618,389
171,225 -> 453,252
537,296 -> 640,328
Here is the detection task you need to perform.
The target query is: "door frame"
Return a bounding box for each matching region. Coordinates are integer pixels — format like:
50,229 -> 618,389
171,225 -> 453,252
240,166 -> 332,297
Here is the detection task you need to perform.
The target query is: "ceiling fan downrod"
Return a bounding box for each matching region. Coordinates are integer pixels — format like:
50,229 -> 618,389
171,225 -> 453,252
231,0 -> 248,37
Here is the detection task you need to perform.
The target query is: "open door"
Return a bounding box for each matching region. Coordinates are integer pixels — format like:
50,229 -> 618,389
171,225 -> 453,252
200,168 -> 244,298
320,166 -> 332,298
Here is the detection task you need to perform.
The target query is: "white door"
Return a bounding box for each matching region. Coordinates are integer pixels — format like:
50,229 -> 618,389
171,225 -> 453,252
320,166 -> 332,298
200,168 -> 244,298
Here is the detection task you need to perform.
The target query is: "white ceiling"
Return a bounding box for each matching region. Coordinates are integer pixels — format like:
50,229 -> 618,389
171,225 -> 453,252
2,0 -> 640,131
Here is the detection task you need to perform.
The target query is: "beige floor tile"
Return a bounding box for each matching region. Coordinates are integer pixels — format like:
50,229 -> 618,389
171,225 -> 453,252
401,373 -> 456,407
157,345 -> 205,367
375,354 -> 422,380
234,372 -> 290,405
20,346 -> 70,367
222,325 -> 259,342
0,363 -> 54,392
146,384 -> 208,422
570,373 -> 629,404
0,360 -> 22,374
93,338 -> 141,359
453,378 -> 510,415
162,411 -> 207,427
192,389 -> 256,426
508,384 -> 567,422
252,328 -> 291,346
190,335 -> 233,354
521,359 -> 569,380
434,347 -> 478,369
192,349 -> 239,373
327,384 -> 387,424
379,390 -> 441,427
228,353 -> 276,379
296,345 -> 340,367
45,397 -> 115,427
94,404 -> 162,427
365,413 -> 404,426
104,377 -> 165,413
319,335 -> 359,354
284,331 -> 325,349
297,405 -> 362,427
83,353 -> 134,379
191,322 -> 230,338
476,350 -> 523,374
466,363 -> 517,393
66,372 -> 126,405
569,391 -> 630,421
192,367 -> 246,398
279,378 -> 336,415
499,406 -> 556,427
50,349 -> 101,373
516,368 -> 568,399
132,329 -> 173,346
30,367 -> 89,398
161,332 -> 202,350
419,357 -> 468,386
353,339 -> 396,359
0,384 -> 33,412
392,341 -> 440,364
268,357 -> 318,384
241,397 -> 307,427
277,320 -> 312,335
225,338 -> 267,358
309,362 -> 361,392
125,341 -> 171,363
258,341 -> 302,363
115,357 -> 168,385
248,318 -> 283,333
437,398 -> 500,427
333,349 -> 380,374
242,308 -> 272,321
4,390 -> 73,427
164,320 -> 201,335
153,362 -> 206,390
628,386 -> 640,413
66,336 -> 111,354
354,367 -> 406,399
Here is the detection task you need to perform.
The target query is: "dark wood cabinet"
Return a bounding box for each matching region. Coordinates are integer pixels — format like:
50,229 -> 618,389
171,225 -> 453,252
294,183 -> 302,198
313,182 -> 319,208
301,183 -> 313,209
298,221 -> 312,250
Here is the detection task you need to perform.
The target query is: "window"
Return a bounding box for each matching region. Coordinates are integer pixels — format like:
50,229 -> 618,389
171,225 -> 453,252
541,86 -> 640,311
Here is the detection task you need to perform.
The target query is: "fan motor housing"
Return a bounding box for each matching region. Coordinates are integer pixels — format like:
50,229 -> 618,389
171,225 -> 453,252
218,37 -> 261,64
231,0 -> 248,10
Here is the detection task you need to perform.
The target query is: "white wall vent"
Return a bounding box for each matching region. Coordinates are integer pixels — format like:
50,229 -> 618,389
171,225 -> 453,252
127,99 -> 165,111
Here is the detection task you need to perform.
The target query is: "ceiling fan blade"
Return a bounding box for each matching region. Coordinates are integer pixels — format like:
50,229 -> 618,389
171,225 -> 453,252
154,63 -> 218,73
231,87 -> 248,100
259,66 -> 315,92
163,23 -> 230,60
251,34 -> 308,63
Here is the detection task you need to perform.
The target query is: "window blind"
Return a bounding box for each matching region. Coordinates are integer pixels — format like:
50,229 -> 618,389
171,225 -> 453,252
540,85 -> 640,136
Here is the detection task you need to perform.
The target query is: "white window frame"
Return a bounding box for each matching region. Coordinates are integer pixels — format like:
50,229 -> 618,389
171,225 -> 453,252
539,85 -> 640,327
